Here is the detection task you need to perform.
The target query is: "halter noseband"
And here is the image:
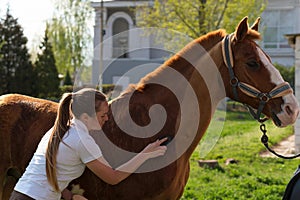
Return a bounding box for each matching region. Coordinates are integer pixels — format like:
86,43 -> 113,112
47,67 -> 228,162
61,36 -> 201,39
221,34 -> 293,124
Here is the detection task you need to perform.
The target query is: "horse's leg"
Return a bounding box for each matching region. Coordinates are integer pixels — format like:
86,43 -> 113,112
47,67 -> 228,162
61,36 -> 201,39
2,175 -> 17,200
0,167 -> 10,200
2,168 -> 21,200
0,171 -> 4,200
0,151 -> 12,200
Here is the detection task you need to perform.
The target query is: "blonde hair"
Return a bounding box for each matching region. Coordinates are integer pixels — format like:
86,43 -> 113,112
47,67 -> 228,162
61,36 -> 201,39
45,88 -> 106,192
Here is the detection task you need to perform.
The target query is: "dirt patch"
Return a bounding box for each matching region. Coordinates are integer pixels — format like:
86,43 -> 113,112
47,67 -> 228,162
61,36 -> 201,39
260,134 -> 297,158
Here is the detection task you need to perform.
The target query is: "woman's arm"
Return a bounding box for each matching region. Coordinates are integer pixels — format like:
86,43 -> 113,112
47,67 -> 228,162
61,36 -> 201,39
86,138 -> 167,185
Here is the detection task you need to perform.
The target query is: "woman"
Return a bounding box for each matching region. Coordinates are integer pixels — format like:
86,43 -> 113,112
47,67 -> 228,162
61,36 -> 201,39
10,88 -> 167,200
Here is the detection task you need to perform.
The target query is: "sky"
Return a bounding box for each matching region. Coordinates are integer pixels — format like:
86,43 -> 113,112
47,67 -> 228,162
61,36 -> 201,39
0,0 -> 54,49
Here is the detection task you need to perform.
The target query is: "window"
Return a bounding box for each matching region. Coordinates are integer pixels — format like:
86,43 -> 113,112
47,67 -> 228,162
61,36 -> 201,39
112,18 -> 129,58
262,9 -> 294,49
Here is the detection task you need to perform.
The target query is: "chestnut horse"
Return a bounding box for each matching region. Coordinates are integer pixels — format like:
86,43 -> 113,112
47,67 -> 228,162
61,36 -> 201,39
0,17 -> 299,199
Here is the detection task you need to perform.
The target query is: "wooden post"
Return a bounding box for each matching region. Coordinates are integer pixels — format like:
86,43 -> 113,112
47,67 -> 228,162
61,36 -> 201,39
286,33 -> 300,153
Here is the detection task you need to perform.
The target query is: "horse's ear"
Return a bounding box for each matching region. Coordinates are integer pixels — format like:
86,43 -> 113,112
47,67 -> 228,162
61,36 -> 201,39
235,17 -> 249,41
250,17 -> 260,31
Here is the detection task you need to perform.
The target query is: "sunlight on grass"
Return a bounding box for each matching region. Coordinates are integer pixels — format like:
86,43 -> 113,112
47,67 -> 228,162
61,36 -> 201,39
181,105 -> 297,200
199,109 -> 226,158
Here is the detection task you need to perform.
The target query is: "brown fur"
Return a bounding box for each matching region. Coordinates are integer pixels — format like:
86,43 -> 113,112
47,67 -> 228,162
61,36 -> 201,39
0,17 -> 294,199
0,94 -> 58,199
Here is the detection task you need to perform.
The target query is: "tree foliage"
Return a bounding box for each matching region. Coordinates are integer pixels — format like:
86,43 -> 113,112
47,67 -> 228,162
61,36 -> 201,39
64,70 -> 73,85
0,9 -> 35,95
274,63 -> 295,91
47,0 -> 93,78
137,0 -> 267,39
34,27 -> 60,98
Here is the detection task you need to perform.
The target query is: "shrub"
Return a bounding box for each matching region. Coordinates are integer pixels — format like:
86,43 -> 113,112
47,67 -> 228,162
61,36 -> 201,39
274,63 -> 295,91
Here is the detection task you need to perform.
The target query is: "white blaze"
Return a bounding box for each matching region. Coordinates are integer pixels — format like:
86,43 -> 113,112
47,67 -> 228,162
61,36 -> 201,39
257,47 -> 299,126
257,47 -> 284,85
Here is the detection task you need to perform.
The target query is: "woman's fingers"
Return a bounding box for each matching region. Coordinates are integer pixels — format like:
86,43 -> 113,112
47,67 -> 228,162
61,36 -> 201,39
151,137 -> 168,147
142,137 -> 169,155
157,137 -> 168,146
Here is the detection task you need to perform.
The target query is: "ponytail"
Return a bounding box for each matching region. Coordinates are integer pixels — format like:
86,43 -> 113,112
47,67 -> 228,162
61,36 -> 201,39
46,93 -> 72,192
45,88 -> 107,192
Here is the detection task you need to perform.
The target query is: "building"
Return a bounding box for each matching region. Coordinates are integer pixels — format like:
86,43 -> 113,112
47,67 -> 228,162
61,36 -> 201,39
91,0 -> 298,88
91,0 -> 170,92
261,0 -> 299,66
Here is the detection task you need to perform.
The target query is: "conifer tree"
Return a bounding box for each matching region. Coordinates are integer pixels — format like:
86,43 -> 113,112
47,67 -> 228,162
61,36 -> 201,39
34,27 -> 60,98
0,9 -> 35,95
64,70 -> 73,85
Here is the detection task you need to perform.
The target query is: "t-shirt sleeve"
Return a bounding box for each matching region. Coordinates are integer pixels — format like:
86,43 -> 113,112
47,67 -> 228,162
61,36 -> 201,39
77,135 -> 102,163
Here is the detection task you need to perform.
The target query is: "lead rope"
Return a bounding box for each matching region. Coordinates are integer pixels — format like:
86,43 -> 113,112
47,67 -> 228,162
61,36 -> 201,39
260,123 -> 300,159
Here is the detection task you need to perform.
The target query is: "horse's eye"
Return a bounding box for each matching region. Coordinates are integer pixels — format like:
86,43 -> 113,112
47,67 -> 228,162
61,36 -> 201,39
246,60 -> 260,69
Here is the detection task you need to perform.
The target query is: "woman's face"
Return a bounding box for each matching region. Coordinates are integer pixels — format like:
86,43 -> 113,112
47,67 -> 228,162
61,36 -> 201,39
96,101 -> 109,127
85,101 -> 109,131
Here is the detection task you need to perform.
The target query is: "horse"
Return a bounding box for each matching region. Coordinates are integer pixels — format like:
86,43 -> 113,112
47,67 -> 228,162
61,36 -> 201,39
0,16 -> 299,199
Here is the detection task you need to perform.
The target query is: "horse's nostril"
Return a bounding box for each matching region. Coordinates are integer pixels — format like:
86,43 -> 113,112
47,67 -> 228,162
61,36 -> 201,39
285,105 -> 293,116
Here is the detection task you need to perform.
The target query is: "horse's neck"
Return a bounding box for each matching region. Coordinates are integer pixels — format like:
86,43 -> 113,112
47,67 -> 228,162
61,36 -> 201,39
176,39 -> 226,110
107,35 -> 227,159
141,37 -> 226,130
169,39 -> 226,155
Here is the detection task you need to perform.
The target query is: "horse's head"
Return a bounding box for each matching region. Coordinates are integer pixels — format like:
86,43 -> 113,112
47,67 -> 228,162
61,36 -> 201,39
222,17 -> 299,127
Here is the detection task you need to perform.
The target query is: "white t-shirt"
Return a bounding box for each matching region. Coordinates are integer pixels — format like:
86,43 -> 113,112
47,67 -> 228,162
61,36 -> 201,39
14,119 -> 102,200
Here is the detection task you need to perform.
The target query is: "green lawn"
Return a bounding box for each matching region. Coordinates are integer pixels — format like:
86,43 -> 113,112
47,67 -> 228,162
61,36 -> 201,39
181,107 -> 299,200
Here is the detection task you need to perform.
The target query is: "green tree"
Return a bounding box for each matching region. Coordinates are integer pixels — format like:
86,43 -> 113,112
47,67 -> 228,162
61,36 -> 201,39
274,63 -> 295,91
47,0 -> 92,77
34,27 -> 60,98
64,70 -> 73,85
137,0 -> 267,39
0,9 -> 35,95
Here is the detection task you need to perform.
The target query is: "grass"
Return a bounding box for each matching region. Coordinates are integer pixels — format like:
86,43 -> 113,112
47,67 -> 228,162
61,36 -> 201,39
181,106 -> 299,200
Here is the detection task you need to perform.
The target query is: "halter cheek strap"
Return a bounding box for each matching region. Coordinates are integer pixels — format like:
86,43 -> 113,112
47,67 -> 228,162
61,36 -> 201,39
221,34 -> 238,98
221,34 -> 293,123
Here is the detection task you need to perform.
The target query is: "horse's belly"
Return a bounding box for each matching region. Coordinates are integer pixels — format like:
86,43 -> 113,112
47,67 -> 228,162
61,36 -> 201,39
75,162 -> 189,200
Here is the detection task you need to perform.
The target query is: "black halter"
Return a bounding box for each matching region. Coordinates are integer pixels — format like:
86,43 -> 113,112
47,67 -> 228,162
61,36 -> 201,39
221,34 -> 293,124
222,34 -> 300,159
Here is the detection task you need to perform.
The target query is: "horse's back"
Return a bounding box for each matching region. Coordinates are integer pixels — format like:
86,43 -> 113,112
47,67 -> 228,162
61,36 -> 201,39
0,94 -> 58,200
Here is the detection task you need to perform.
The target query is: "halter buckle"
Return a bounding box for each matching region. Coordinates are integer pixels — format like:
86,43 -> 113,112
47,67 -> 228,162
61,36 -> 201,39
258,93 -> 270,102
230,77 -> 239,87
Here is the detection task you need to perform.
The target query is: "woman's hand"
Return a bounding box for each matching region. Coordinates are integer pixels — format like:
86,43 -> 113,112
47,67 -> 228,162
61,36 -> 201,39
86,137 -> 168,185
141,138 -> 168,159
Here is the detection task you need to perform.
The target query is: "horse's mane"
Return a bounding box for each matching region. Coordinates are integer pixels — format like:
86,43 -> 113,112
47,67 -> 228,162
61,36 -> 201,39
120,29 -> 224,94
119,26 -> 260,96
